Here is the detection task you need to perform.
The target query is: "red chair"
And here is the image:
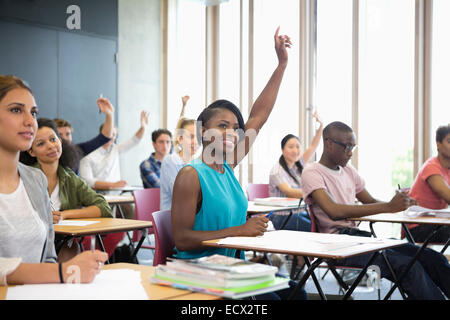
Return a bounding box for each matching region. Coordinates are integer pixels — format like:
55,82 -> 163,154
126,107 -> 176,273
132,188 -> 160,250
246,183 -> 269,201
150,210 -> 174,266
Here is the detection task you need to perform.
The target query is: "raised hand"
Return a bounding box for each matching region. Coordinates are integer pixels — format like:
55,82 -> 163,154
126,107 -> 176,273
181,95 -> 190,106
97,97 -> 115,116
274,26 -> 292,67
140,111 -> 149,128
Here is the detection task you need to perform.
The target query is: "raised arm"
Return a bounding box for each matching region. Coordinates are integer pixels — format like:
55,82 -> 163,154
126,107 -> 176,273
134,110 -> 149,140
179,95 -> 190,118
302,111 -> 324,163
231,27 -> 292,168
97,97 -> 115,139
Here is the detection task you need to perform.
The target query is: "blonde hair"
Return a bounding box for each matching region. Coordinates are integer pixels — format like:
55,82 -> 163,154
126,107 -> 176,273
174,117 -> 195,151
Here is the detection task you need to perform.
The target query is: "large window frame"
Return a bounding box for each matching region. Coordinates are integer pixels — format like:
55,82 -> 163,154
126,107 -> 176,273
161,0 -> 438,190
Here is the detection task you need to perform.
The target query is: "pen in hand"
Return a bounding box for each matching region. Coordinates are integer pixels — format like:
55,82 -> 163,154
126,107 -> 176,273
266,211 -> 274,219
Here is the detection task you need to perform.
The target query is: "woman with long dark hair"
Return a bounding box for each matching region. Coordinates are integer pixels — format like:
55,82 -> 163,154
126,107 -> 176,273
20,118 -> 122,261
268,112 -> 323,232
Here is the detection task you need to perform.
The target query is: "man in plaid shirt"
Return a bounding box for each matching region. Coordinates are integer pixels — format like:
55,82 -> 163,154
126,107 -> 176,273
140,129 -> 172,188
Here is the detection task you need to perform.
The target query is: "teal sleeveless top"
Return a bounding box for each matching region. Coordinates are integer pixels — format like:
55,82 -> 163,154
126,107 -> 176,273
174,158 -> 248,259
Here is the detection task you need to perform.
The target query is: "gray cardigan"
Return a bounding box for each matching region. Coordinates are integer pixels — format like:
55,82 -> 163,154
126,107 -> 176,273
18,162 -> 57,263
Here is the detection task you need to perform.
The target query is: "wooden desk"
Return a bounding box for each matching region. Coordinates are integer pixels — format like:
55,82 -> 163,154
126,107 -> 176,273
202,230 -> 407,300
0,263 -> 220,300
104,194 -> 135,206
94,186 -> 142,194
54,218 -> 152,263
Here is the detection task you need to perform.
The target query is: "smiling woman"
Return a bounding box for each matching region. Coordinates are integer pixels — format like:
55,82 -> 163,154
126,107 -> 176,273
0,75 -> 107,285
19,118 -> 120,260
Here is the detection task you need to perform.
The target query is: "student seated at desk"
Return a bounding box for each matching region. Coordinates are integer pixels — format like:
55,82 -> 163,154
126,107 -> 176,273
19,118 -> 124,260
160,117 -> 198,210
171,28 -> 305,300
408,124 -> 450,243
79,108 -> 149,218
268,112 -> 322,232
140,96 -> 188,189
139,128 -> 172,188
0,75 -> 107,285
301,121 -> 450,300
53,96 -> 114,174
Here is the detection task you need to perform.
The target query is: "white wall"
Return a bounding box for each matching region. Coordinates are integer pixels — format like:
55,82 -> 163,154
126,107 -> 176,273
118,0 -> 161,186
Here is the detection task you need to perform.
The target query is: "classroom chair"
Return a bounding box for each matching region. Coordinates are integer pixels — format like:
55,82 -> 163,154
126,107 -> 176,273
150,209 -> 175,266
132,188 -> 160,251
246,183 -> 270,201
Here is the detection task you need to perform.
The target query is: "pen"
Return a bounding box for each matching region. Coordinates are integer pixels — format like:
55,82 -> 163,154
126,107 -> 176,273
266,211 -> 274,218
99,93 -> 103,113
91,236 -> 96,252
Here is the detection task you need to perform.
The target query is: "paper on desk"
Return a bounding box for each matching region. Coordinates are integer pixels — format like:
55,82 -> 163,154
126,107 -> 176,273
217,230 -> 386,253
6,269 -> 148,300
55,220 -> 100,226
403,205 -> 450,218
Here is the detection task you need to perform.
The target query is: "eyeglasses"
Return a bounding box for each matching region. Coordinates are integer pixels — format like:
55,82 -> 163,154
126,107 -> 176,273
326,138 -> 357,153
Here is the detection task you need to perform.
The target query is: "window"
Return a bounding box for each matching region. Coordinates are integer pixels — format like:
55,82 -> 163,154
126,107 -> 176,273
431,0 -> 450,155
251,0 -> 300,184
358,0 -> 415,202
315,0 -> 353,160
167,0 -> 206,131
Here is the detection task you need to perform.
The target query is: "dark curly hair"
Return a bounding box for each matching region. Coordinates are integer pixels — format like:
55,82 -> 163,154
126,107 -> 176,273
19,118 -> 80,170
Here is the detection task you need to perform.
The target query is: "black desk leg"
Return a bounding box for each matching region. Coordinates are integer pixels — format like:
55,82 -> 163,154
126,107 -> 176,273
383,225 -> 443,300
288,257 -> 324,300
96,234 -> 109,264
130,228 -> 147,264
342,251 -> 380,300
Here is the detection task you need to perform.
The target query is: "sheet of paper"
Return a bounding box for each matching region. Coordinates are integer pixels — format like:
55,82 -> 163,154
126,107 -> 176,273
217,230 -> 393,255
6,269 -> 148,300
55,220 -> 100,226
403,205 -> 450,218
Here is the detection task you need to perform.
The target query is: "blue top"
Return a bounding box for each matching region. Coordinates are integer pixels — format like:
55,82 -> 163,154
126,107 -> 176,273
160,152 -> 185,210
174,158 -> 248,260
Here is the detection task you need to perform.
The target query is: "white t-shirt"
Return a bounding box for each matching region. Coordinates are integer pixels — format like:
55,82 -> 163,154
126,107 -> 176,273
79,136 -> 141,188
0,179 -> 47,263
50,181 -> 61,211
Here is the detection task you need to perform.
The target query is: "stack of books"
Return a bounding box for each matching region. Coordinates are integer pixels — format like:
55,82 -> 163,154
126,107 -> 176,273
150,254 -> 290,299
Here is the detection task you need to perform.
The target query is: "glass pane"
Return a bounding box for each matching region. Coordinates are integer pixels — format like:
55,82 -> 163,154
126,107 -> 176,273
219,0 -> 240,104
252,0 -> 300,184
167,0 -> 206,130
358,0 -> 415,206
431,0 -> 450,155
315,0 -> 353,159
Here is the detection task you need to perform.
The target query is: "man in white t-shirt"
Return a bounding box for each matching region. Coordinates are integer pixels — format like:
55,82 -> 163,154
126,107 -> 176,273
301,121 -> 450,300
80,110 -> 149,191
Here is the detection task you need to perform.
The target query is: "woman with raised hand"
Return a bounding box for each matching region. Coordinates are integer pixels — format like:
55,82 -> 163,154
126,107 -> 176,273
0,75 -> 107,286
171,28 -> 305,300
268,111 -> 323,232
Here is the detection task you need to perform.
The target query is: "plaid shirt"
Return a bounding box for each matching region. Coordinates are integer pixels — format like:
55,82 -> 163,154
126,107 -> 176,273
140,153 -> 162,188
